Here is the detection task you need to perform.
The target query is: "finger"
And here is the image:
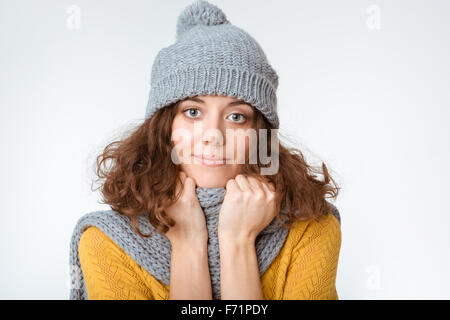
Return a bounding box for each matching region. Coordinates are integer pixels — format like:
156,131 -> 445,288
226,178 -> 240,193
261,180 -> 275,195
247,175 -> 264,192
261,181 -> 278,210
234,174 -> 251,192
257,176 -> 274,192
266,181 -> 275,193
175,171 -> 185,196
184,176 -> 197,197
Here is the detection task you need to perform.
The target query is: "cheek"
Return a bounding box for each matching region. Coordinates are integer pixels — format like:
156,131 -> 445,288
232,136 -> 249,152
171,117 -> 193,148
229,133 -> 252,162
171,135 -> 194,167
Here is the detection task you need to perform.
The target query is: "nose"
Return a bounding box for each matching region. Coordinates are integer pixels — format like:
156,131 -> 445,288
200,112 -> 225,147
202,132 -> 222,147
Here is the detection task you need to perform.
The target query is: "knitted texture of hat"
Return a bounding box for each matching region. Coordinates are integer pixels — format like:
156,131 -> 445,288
68,187 -> 341,300
145,0 -> 280,128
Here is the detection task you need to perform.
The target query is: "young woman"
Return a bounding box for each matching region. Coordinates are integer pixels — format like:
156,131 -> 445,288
69,0 -> 342,300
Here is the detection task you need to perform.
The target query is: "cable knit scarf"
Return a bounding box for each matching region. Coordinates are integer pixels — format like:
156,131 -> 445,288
69,186 -> 341,300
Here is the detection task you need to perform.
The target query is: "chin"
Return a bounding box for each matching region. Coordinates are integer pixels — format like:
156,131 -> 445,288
180,167 -> 230,188
193,176 -> 228,188
180,164 -> 242,188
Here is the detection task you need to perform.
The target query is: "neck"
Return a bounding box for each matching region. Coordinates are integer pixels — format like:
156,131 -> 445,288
195,186 -> 227,211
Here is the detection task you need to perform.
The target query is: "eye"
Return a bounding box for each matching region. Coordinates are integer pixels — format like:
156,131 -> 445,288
227,113 -> 247,123
183,108 -> 201,119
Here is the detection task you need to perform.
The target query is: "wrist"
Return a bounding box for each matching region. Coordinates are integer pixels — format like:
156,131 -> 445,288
218,231 -> 256,248
171,236 -> 208,251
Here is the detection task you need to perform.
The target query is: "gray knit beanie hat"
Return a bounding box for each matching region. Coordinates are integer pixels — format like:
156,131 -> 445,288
145,0 -> 280,128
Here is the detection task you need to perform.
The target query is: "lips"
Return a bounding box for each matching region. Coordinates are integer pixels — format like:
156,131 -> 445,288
192,154 -> 228,166
194,154 -> 227,160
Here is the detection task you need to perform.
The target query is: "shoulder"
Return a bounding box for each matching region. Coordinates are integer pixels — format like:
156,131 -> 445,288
306,212 -> 341,236
78,226 -> 137,275
77,226 -> 159,299
75,209 -> 133,252
80,226 -> 111,244
75,209 -> 125,228
288,213 -> 341,252
78,226 -> 123,258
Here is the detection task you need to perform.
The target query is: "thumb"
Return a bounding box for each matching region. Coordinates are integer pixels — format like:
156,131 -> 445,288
183,175 -> 197,198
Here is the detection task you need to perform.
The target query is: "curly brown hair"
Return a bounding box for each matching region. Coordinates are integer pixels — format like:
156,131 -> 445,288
91,99 -> 340,238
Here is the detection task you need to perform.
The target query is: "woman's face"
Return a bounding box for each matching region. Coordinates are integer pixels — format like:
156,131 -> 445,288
171,94 -> 255,187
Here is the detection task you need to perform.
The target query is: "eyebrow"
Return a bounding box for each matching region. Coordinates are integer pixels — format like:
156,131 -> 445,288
182,97 -> 252,107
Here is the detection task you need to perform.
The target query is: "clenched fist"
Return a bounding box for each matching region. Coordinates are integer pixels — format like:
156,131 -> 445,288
218,174 -> 279,243
163,172 -> 208,245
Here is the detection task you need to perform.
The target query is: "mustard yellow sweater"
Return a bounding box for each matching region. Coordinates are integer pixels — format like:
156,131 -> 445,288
78,213 -> 341,300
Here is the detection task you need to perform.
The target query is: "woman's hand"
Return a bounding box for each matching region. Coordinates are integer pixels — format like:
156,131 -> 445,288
218,174 -> 279,243
164,171 -> 208,245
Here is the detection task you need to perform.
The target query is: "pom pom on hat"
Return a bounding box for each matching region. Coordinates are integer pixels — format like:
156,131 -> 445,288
176,0 -> 229,40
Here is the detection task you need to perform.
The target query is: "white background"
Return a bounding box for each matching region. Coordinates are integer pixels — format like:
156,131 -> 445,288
1,0 -> 449,299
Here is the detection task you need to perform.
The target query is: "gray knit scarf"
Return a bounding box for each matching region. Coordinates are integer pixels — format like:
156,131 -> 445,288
69,186 -> 341,300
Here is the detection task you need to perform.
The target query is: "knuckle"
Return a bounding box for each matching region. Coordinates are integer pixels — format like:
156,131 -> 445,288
178,195 -> 188,205
226,179 -> 234,188
179,193 -> 193,205
254,189 -> 264,198
229,189 -> 241,200
267,191 -> 275,200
